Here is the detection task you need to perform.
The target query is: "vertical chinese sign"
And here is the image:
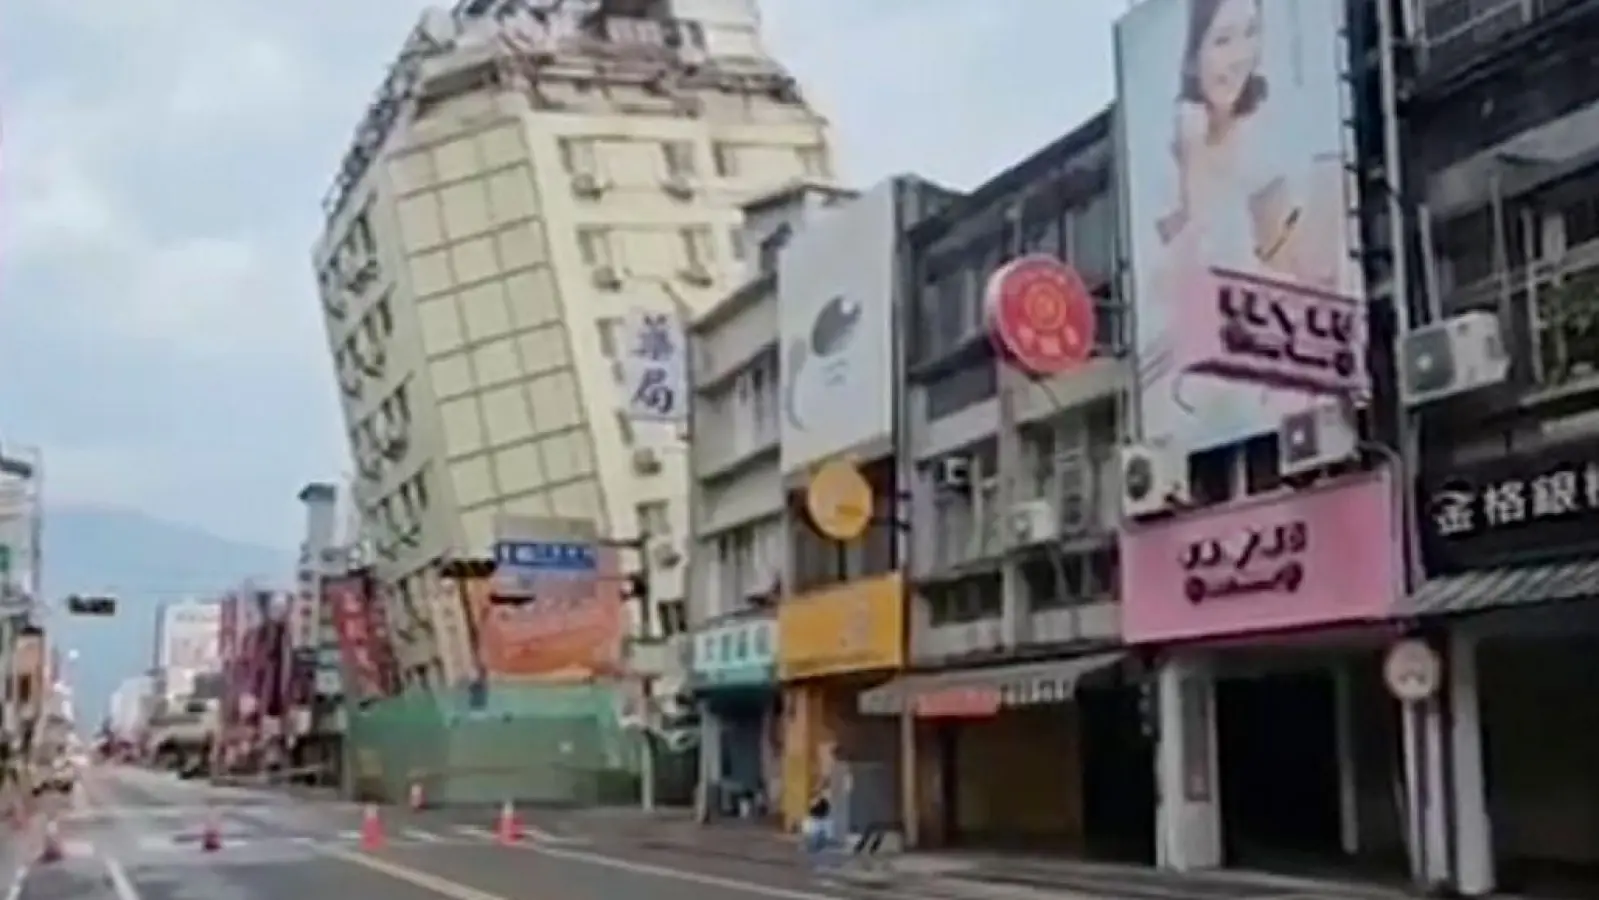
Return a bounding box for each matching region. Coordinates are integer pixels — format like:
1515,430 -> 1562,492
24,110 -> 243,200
618,308 -> 688,424
217,594 -> 241,753
324,574 -> 386,701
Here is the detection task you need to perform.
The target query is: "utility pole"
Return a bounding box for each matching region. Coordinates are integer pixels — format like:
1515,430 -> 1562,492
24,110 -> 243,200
604,532 -> 656,813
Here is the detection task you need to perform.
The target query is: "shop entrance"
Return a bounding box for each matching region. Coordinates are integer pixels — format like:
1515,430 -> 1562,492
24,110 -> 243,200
1216,668 -> 1340,867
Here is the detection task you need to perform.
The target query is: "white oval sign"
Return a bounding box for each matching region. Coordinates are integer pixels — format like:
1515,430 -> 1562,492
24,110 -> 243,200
1383,639 -> 1441,702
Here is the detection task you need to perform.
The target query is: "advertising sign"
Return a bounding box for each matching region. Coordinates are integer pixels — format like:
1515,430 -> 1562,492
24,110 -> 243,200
465,547 -> 625,680
691,617 -> 777,689
325,575 -> 386,701
1119,469 -> 1397,643
1117,0 -> 1365,453
986,254 -> 1097,375
777,573 -> 904,680
618,308 -> 689,424
779,180 -> 898,475
1419,438 -> 1599,574
804,459 -> 873,541
160,601 -> 221,672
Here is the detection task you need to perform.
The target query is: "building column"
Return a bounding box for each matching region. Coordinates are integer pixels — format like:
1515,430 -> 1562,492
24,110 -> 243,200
696,702 -> 722,821
1448,630 -> 1493,896
1154,654 -> 1221,871
1332,663 -> 1360,856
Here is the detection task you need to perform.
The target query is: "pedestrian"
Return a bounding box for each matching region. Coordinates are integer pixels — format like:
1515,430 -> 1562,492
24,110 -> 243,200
800,792 -> 834,873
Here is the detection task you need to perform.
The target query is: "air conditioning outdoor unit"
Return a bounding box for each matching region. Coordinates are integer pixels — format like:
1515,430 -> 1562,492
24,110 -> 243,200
1120,443 -> 1188,519
1279,398 -> 1359,477
592,266 -> 623,290
1009,499 -> 1058,546
1400,311 -> 1509,406
571,173 -> 604,198
933,455 -> 971,491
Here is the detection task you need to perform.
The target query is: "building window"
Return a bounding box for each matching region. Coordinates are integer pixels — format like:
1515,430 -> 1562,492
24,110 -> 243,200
712,142 -> 740,177
797,145 -> 829,177
373,296 -> 393,336
662,141 -> 696,176
637,501 -> 671,536
597,317 -> 622,356
729,227 -> 746,262
680,226 -> 714,268
577,228 -> 614,266
757,224 -> 791,273
657,599 -> 688,636
616,411 -> 635,445
559,138 -> 598,175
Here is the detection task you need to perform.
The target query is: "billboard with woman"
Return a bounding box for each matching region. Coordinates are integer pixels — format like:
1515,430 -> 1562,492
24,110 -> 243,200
1117,0 -> 1366,454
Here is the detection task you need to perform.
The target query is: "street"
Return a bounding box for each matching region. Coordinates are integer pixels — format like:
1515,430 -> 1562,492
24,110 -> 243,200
5,764 -> 955,900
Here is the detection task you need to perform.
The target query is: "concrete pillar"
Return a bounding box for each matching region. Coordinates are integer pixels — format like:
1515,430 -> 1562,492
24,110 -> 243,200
1448,631 -> 1494,896
1333,663 -> 1360,856
1154,654 -> 1221,871
697,705 -> 722,820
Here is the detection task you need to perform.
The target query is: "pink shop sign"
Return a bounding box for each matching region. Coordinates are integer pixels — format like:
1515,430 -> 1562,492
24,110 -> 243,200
1173,267 -> 1369,395
1119,469 -> 1399,644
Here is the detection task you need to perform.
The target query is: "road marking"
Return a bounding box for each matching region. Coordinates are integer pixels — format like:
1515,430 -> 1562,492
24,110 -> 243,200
454,823 -> 583,845
405,829 -> 444,843
3,866 -> 27,900
323,848 -> 509,900
533,844 -> 848,900
103,856 -> 142,900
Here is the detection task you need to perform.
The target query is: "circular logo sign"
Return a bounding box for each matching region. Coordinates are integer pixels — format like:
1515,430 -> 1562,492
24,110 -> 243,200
805,459 -> 874,541
1383,639 -> 1441,703
985,254 -> 1096,375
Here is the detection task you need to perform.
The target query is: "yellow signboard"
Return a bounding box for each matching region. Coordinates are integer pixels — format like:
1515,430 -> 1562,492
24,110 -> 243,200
778,573 -> 903,681
806,459 -> 873,541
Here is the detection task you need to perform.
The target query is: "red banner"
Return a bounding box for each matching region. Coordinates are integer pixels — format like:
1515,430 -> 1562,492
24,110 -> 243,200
324,574 -> 387,701
218,595 -> 240,728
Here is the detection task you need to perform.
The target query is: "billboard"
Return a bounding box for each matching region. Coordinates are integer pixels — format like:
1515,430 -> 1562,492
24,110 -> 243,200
778,180 -> 898,475
618,308 -> 689,424
159,601 -> 221,673
1117,0 -> 1365,454
324,575 -> 390,701
464,545 -> 625,680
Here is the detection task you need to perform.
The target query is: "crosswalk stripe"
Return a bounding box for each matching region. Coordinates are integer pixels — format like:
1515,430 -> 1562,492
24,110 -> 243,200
405,828 -> 444,843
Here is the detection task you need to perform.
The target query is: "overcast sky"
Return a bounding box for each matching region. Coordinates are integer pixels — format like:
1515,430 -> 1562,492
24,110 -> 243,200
0,0 -> 1123,548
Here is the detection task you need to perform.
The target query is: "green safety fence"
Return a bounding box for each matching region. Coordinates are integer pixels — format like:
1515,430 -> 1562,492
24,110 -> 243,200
344,682 -> 647,807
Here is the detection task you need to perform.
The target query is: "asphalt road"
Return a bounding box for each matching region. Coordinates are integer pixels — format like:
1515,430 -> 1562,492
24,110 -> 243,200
5,765 -> 940,900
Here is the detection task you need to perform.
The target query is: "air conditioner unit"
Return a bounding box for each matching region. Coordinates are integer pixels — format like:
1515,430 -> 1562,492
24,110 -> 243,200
592,265 -> 623,290
381,428 -> 409,460
571,172 -> 604,198
1009,499 -> 1058,547
632,447 -> 663,475
357,345 -> 385,376
678,264 -> 714,287
673,95 -> 704,117
338,364 -> 363,397
1120,443 -> 1188,519
1279,398 -> 1358,477
357,453 -> 383,482
933,455 -> 971,491
345,258 -> 380,294
651,541 -> 683,568
662,175 -> 694,200
1400,311 -> 1509,406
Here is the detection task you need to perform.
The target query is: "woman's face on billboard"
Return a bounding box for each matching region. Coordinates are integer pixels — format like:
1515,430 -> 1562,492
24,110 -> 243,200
1196,0 -> 1261,114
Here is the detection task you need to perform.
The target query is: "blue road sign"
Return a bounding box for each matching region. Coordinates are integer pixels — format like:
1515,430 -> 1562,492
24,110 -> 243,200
492,540 -> 597,599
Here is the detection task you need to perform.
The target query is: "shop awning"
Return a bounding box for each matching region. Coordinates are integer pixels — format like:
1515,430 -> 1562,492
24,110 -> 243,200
1399,559 -> 1599,618
857,652 -> 1123,717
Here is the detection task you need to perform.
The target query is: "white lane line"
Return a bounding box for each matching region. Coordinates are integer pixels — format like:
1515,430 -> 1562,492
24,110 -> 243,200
454,823 -> 584,845
103,856 -> 142,900
533,844 -> 849,900
3,865 -> 27,900
404,828 -> 444,843
336,829 -> 362,842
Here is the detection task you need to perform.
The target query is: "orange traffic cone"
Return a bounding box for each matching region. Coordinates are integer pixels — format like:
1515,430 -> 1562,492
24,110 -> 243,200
495,800 -> 522,845
200,809 -> 222,852
39,817 -> 63,863
408,781 -> 424,811
359,804 -> 385,850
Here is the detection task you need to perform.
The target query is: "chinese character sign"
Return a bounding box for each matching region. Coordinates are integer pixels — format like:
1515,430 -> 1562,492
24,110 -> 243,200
618,308 -> 688,423
1420,443 -> 1599,573
324,574 -> 385,701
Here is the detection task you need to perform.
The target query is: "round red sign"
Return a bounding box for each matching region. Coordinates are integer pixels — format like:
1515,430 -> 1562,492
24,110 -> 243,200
985,254 -> 1096,375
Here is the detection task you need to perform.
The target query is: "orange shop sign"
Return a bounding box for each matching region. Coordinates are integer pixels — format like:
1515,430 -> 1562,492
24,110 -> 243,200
777,573 -> 903,680
463,548 -> 625,680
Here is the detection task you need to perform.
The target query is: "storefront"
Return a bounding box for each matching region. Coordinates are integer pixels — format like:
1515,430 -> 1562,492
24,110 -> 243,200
689,613 -> 781,821
1120,468 -> 1406,873
1401,437 -> 1599,896
776,572 -> 904,830
857,653 -> 1141,854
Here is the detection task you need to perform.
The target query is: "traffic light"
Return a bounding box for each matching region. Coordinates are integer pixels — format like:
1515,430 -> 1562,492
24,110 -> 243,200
65,594 -> 117,616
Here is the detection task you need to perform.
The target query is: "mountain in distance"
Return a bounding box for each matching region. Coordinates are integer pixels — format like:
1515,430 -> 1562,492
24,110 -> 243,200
42,505 -> 293,731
